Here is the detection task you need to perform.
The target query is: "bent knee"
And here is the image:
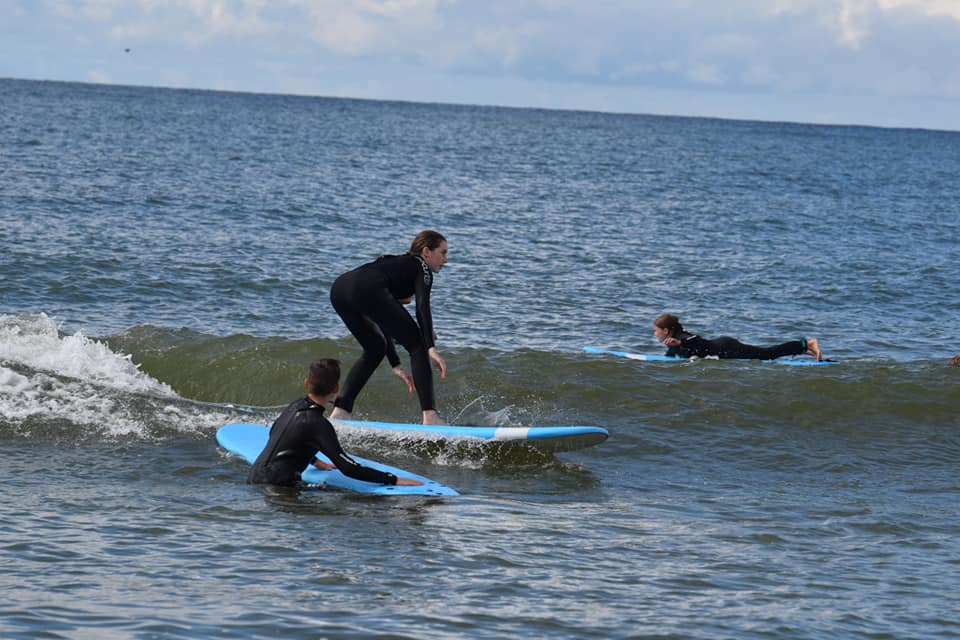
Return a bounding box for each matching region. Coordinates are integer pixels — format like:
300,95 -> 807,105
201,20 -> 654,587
360,338 -> 389,360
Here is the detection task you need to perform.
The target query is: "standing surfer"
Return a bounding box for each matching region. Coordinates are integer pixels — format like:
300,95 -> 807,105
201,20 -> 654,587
329,230 -> 448,425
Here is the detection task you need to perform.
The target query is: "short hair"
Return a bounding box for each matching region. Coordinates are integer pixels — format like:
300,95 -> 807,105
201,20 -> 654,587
307,359 -> 340,396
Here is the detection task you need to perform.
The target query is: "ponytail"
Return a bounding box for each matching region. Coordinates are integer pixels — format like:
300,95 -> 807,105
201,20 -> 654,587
408,230 -> 446,257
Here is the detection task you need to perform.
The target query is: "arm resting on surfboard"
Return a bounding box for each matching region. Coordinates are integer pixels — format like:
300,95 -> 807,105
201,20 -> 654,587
317,421 -> 424,486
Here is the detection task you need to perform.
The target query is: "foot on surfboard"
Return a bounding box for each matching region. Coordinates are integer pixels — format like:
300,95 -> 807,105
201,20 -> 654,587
422,410 -> 447,426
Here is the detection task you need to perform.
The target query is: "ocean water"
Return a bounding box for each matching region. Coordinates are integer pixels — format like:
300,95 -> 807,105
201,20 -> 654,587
2,77 -> 959,639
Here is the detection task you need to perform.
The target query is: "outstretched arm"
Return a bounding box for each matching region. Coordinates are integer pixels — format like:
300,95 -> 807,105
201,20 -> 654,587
314,417 -> 422,486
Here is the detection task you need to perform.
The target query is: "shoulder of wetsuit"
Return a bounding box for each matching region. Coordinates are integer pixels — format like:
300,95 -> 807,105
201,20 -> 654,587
291,397 -> 325,414
413,255 -> 432,286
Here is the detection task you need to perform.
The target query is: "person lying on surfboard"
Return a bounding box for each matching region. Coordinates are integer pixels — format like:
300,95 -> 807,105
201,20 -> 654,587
653,313 -> 823,361
329,230 -> 448,426
248,359 -> 423,487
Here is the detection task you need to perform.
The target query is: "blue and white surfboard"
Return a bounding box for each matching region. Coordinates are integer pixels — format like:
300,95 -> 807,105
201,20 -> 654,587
331,418 -> 609,453
583,345 -> 836,365
217,423 -> 459,496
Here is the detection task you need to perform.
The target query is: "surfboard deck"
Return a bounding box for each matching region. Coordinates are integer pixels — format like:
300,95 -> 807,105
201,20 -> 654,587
331,418 -> 609,453
216,423 -> 459,496
583,345 -> 836,365
583,346 -> 685,361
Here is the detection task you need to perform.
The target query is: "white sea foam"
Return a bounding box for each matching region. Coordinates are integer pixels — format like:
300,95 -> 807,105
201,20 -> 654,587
0,313 -> 174,396
0,313 -> 198,434
0,366 -> 31,394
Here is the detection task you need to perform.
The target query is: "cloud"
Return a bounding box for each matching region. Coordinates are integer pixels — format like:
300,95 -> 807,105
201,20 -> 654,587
43,0 -> 278,45
30,0 -> 960,95
87,69 -> 110,84
292,0 -> 443,55
881,0 -> 960,20
4,0 -> 960,129
771,0 -> 960,48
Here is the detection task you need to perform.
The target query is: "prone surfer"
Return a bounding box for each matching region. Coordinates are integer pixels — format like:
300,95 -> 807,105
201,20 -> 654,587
329,230 -> 448,425
248,359 -> 423,487
653,313 -> 823,361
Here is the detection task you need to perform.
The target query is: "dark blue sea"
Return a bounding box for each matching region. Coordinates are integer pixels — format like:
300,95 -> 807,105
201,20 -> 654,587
2,77 -> 959,639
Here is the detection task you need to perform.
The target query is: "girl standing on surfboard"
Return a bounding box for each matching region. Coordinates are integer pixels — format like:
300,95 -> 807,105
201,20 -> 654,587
329,230 -> 448,426
653,313 -> 823,361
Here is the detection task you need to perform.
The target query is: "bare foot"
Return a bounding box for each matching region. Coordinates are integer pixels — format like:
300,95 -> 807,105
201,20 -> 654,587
949,354 -> 960,366
329,407 -> 352,420
422,410 -> 447,426
805,338 -> 822,361
396,477 -> 424,486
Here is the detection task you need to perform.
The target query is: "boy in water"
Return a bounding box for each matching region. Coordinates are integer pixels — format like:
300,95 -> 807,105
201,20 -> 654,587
248,358 -> 423,487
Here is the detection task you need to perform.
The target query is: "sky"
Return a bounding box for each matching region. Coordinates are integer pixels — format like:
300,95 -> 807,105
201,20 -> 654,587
2,0 -> 960,131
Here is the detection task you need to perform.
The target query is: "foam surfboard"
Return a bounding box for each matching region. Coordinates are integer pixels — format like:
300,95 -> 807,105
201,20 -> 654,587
331,418 -> 609,453
217,423 -> 459,496
583,345 -> 837,365
583,346 -> 685,362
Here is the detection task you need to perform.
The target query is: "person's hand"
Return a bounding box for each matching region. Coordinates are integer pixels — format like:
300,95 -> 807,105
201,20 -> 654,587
312,460 -> 335,471
428,347 -> 447,379
664,337 -> 680,347
393,365 -> 414,392
396,477 -> 424,486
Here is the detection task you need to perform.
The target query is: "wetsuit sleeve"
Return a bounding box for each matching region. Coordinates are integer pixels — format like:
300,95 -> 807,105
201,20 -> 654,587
311,415 -> 398,485
413,258 -> 436,350
666,333 -> 697,358
383,329 -> 401,368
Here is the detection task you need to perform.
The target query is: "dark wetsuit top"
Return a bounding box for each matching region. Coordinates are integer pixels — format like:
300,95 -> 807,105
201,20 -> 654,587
330,254 -> 437,412
665,332 -> 806,360
247,396 -> 397,487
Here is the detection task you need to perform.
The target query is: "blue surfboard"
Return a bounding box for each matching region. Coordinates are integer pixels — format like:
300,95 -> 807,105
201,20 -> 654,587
330,418 -> 609,453
583,345 -> 836,365
216,423 -> 459,496
583,346 -> 685,362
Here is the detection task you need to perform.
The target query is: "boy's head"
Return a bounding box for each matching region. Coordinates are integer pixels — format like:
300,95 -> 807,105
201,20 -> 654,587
306,359 -> 341,396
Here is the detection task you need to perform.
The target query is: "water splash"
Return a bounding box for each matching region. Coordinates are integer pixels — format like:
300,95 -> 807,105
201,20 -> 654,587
0,313 -> 233,436
0,313 -> 174,396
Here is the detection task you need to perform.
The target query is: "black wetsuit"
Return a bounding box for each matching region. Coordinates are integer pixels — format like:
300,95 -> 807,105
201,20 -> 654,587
665,332 -> 807,360
330,254 -> 437,413
248,396 -> 397,487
